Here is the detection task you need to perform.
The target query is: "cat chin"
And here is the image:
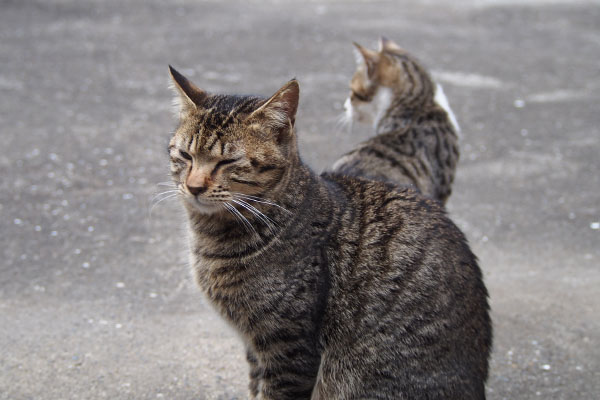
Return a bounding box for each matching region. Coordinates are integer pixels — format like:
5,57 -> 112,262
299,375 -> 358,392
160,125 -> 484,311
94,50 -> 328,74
184,197 -> 223,215
352,102 -> 375,124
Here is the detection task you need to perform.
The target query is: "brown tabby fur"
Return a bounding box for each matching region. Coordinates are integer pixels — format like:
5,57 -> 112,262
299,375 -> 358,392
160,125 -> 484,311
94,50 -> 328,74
167,41 -> 491,399
333,38 -> 459,204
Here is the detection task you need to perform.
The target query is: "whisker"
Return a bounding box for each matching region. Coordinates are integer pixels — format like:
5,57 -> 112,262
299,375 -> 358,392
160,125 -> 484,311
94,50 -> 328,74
231,199 -> 269,226
149,193 -> 179,217
231,199 -> 278,234
156,181 -> 176,187
224,203 -> 257,235
235,199 -> 278,226
334,112 -> 353,135
233,193 -> 292,214
151,189 -> 179,202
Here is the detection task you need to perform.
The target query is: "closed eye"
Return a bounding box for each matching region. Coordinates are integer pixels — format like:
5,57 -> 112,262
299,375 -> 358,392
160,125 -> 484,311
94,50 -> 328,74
179,150 -> 192,161
214,157 -> 241,170
351,91 -> 370,102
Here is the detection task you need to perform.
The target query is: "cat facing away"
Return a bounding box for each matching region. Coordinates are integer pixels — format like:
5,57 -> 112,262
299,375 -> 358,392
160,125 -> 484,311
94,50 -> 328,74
333,37 -> 460,205
166,42 -> 491,399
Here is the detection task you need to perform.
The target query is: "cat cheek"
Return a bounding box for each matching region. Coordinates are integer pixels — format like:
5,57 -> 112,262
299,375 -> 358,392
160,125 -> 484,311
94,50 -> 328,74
170,164 -> 184,180
353,103 -> 373,123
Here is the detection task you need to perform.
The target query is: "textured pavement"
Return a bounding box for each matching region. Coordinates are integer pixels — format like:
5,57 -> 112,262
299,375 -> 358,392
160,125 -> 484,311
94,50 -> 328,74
1,0 -> 599,399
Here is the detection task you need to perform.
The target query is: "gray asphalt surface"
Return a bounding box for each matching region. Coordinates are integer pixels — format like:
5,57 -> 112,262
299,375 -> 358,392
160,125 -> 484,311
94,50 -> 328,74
1,0 -> 599,399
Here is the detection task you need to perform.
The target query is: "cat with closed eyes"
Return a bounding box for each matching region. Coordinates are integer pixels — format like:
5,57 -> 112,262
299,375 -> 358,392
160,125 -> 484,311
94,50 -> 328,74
166,39 -> 491,400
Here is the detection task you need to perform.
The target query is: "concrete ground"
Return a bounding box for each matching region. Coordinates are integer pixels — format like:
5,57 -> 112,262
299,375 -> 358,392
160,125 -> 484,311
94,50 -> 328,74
1,0 -> 599,398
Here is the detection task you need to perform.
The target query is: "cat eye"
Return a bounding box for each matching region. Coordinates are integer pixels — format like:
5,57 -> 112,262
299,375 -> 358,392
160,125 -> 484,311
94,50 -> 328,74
214,158 -> 240,170
351,91 -> 369,102
179,150 -> 193,161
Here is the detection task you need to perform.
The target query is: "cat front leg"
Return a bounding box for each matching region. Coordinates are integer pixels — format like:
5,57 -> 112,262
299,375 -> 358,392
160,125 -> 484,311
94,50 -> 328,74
256,360 -> 316,400
247,340 -> 320,400
246,347 -> 263,399
247,346 -> 316,400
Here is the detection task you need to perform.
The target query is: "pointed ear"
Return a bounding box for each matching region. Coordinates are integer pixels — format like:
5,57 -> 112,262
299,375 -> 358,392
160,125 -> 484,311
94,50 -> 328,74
249,79 -> 300,129
169,65 -> 207,115
353,42 -> 379,79
378,36 -> 387,52
379,36 -> 403,53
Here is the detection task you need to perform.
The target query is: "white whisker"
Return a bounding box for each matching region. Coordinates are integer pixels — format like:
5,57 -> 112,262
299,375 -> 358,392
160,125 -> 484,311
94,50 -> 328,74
233,199 -> 275,223
231,199 -> 277,234
224,203 -> 257,235
151,189 -> 179,202
233,193 -> 292,215
156,181 -> 176,188
149,192 -> 179,217
334,111 -> 353,135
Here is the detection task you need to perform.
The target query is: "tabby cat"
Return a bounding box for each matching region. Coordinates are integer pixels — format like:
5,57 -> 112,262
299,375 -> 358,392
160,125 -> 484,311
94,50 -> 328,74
167,45 -> 491,399
333,37 -> 460,204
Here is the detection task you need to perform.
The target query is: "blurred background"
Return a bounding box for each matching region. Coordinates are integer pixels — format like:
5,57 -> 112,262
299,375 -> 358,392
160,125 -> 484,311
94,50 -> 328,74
1,0 -> 599,398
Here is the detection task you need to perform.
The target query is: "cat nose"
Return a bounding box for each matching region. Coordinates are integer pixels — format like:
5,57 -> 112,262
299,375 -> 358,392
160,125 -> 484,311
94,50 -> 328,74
186,168 -> 210,196
187,185 -> 207,196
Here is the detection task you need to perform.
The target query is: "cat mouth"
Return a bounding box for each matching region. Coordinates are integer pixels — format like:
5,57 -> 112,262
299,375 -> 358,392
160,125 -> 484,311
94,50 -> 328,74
184,195 -> 224,214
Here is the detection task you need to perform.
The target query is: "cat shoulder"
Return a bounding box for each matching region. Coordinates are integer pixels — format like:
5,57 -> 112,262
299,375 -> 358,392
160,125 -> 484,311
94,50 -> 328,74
321,172 -> 445,214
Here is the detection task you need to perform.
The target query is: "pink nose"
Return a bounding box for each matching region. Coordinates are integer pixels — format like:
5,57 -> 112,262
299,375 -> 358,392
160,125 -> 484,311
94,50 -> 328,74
186,168 -> 210,196
187,185 -> 207,196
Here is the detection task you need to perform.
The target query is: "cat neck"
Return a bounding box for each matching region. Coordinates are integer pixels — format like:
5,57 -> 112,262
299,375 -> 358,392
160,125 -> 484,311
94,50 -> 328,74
375,91 -> 434,135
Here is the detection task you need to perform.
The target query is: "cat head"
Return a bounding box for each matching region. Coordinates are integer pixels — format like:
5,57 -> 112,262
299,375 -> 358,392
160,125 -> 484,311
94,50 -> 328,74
345,37 -> 435,126
168,66 -> 299,215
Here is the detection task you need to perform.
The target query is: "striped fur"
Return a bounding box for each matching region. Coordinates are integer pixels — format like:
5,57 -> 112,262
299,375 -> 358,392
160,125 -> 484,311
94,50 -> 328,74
168,65 -> 491,399
333,39 -> 459,205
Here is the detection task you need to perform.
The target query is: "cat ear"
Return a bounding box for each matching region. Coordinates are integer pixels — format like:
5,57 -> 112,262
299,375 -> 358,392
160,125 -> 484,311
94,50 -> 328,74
379,36 -> 403,53
169,65 -> 207,115
249,79 -> 300,129
353,42 -> 379,79
378,36 -> 387,52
